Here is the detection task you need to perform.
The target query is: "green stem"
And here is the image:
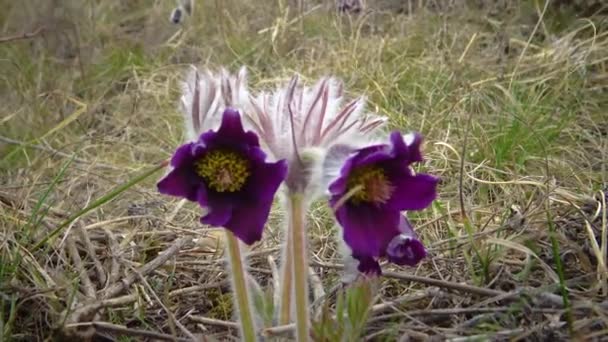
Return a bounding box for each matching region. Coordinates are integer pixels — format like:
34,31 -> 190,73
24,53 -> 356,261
278,228 -> 293,325
225,231 -> 257,342
290,193 -> 309,341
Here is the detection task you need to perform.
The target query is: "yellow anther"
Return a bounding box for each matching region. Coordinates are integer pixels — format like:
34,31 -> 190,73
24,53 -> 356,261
195,149 -> 250,192
346,165 -> 393,204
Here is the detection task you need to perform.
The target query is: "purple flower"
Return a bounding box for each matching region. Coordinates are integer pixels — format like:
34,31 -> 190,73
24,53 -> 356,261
329,131 -> 438,275
158,109 -> 288,245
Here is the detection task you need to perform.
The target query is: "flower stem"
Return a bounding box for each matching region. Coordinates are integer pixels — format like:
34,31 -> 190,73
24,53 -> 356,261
278,229 -> 293,325
225,231 -> 257,342
289,193 -> 309,341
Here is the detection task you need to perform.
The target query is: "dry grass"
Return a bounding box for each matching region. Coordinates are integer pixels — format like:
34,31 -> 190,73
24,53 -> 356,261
1,0 -> 607,341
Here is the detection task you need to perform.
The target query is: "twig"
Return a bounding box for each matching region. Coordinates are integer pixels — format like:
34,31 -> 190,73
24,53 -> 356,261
134,269 -> 198,341
168,280 -> 229,298
65,321 -> 192,342
382,271 -> 504,297
0,26 -> 45,43
64,280 -> 231,326
66,235 -> 96,299
0,190 -> 70,218
103,237 -> 189,298
308,266 -> 325,317
188,315 -> 239,329
370,288 -> 437,314
265,288 -> 439,337
102,228 -> 121,290
311,261 -> 504,297
77,225 -> 106,286
368,307 -> 562,324
61,238 -> 209,333
63,294 -> 138,325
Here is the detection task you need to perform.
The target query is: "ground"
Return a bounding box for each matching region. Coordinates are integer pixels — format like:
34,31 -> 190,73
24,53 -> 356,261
0,0 -> 607,341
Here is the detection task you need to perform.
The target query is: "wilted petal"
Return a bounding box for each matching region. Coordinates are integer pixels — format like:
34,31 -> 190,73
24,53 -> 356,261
386,217 -> 426,266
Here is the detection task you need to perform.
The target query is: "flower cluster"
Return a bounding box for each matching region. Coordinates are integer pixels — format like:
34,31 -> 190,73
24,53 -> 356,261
156,66 -> 439,340
158,66 -> 438,273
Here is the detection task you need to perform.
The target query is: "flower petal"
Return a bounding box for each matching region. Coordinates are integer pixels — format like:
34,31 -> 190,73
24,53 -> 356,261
397,215 -> 416,236
223,158 -> 288,244
157,167 -> 200,202
401,132 -> 423,161
200,195 -> 233,227
212,108 -> 260,148
169,142 -> 197,168
386,216 -> 426,266
386,228 -> 427,267
387,173 -> 439,211
335,204 -> 401,260
390,131 -> 423,163
353,254 -> 382,276
328,144 -> 386,196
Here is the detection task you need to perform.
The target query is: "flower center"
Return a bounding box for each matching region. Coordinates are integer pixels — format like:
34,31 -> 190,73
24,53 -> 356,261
195,149 -> 251,193
346,165 -> 393,204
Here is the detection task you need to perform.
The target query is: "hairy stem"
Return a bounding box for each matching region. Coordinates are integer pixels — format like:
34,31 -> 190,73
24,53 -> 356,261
225,231 -> 257,342
290,193 -> 309,341
278,229 -> 293,325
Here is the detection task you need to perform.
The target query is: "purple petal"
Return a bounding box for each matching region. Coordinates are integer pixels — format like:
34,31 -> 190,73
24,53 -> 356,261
223,158 -> 288,244
212,108 -> 260,148
328,144 -> 386,196
159,109 -> 288,246
328,156 -> 355,195
353,254 -> 382,276
386,235 -> 426,267
200,196 -> 233,227
390,131 -> 424,163
350,144 -> 392,170
335,204 -> 401,260
158,141 -> 208,201
157,168 -> 200,202
386,216 -> 426,266
387,173 -> 439,211
397,215 -> 416,236
169,143 -> 196,168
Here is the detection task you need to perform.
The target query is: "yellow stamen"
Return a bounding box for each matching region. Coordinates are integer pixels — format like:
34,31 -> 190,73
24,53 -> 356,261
195,149 -> 250,192
346,165 -> 393,204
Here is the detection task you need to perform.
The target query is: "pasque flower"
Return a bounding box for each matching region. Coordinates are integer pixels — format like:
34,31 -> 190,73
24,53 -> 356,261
158,108 -> 287,245
328,131 -> 439,275
157,66 -> 290,342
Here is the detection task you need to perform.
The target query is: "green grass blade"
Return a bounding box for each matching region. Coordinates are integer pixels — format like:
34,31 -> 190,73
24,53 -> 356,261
31,160 -> 167,251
